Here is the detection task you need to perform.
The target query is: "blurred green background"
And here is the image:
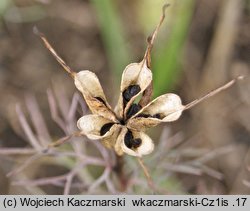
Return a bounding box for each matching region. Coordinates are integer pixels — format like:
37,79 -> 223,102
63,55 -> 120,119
0,0 -> 249,194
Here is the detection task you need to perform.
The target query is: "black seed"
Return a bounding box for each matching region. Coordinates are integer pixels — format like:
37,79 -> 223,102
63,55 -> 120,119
95,97 -> 106,106
100,123 -> 114,136
129,85 -> 141,96
125,138 -> 133,149
122,91 -> 130,103
124,130 -> 133,148
136,113 -> 152,118
152,113 -> 161,119
125,130 -> 133,141
122,85 -> 141,102
132,138 -> 142,148
126,104 -> 141,119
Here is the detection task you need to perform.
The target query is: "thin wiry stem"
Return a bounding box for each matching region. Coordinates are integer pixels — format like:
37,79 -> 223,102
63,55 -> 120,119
10,87 -> 116,194
139,4 -> 170,107
47,89 -> 67,133
33,26 -> 75,78
114,155 -> 127,192
137,157 -> 155,193
165,76 -> 244,119
45,150 -> 104,164
0,148 -> 36,155
64,173 -> 74,195
68,93 -> 81,121
25,94 -> 51,146
91,139 -> 111,164
143,3 -> 170,68
53,85 -> 71,123
16,104 -> 42,150
45,131 -> 83,151
105,176 -> 117,194
88,167 -> 111,193
12,175 -> 67,187
163,163 -> 203,176
184,76 -> 244,110
7,153 -> 43,177
63,162 -> 86,195
192,145 -> 233,164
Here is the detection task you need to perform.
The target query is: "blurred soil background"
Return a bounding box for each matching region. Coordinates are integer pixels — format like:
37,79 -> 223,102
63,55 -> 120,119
0,0 -> 250,194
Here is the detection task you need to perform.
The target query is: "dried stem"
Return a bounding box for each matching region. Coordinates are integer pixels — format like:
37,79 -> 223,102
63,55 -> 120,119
139,4 -> 169,107
88,167 -> 111,193
137,157 -> 156,193
10,87 -> 116,194
114,155 -> 127,192
12,175 -> 67,187
16,104 -> 42,150
0,148 -> 36,155
25,94 -> 51,146
33,26 -> 75,78
184,76 -> 244,111
7,153 -> 43,177
47,89 -> 67,133
63,162 -> 86,195
45,131 -> 83,151
64,173 -> 74,195
143,3 -> 169,68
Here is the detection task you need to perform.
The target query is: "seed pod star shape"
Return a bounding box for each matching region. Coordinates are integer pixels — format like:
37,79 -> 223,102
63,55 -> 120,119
35,5 -> 243,157
75,60 -> 184,157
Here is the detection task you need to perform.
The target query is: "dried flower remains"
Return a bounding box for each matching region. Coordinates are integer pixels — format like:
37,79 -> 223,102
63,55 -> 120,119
34,5 -> 243,157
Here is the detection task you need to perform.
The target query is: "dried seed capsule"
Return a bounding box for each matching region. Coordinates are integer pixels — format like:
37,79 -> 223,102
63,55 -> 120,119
124,130 -> 133,148
95,97 -> 106,106
132,138 -> 142,148
122,85 -> 141,102
126,104 -> 142,119
100,122 -> 114,135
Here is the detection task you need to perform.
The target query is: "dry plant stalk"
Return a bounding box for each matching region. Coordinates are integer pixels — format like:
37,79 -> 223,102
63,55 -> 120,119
137,158 -> 155,191
33,4 -> 243,192
2,90 -> 119,194
139,4 -> 170,107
